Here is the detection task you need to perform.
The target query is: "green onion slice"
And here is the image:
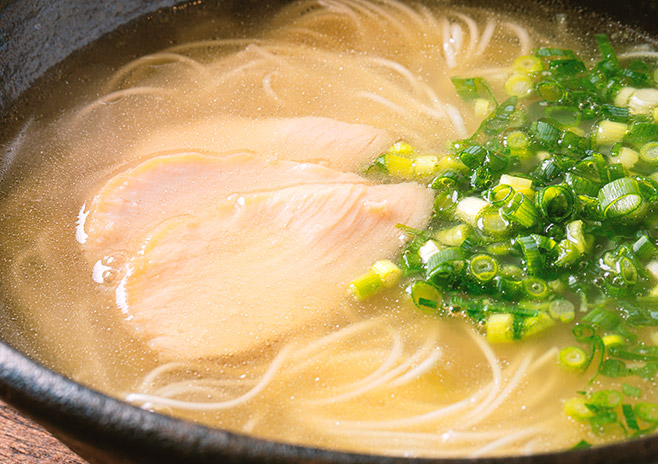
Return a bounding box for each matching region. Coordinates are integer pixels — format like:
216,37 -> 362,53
410,281 -> 442,312
536,184 -> 575,222
501,192 -> 539,228
468,254 -> 499,283
559,346 -> 588,370
523,277 -> 551,300
598,177 -> 644,220
486,184 -> 515,207
635,403 -> 658,423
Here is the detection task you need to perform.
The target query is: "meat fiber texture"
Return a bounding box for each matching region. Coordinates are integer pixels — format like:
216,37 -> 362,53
81,118 -> 433,359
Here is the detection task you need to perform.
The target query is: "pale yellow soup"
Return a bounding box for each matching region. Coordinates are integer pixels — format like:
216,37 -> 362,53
0,0 -> 655,458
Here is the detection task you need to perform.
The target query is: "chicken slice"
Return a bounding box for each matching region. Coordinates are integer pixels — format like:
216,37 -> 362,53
81,152 -> 369,261
131,116 -> 394,171
119,182 -> 433,359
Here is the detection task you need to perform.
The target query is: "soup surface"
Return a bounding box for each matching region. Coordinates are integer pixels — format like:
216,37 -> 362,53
1,0 -> 658,458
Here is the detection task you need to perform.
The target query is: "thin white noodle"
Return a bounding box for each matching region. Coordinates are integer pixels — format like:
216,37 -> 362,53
441,17 -> 457,69
504,22 -> 531,56
527,346 -> 558,374
291,318 -> 385,360
326,0 -> 367,36
308,329 -> 404,404
451,23 -> 464,57
262,72 -> 282,103
137,361 -> 191,392
377,0 -> 428,30
347,0 -> 417,45
445,104 -> 468,138
388,346 -> 442,388
619,50 -> 658,59
365,57 -> 436,102
469,427 -> 539,457
475,20 -> 496,57
455,13 -> 479,58
458,351 -> 533,428
326,328 -> 502,429
105,52 -> 209,91
167,38 -> 266,54
125,345 -> 292,411
282,26 -> 333,43
312,330 -> 441,403
356,91 -> 414,116
73,87 -> 177,121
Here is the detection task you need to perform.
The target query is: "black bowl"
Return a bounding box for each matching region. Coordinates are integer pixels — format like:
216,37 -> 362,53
0,1 -> 657,463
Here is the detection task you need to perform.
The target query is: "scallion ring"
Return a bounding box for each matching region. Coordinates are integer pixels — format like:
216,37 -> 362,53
598,177 -> 644,220
536,184 -> 575,222
468,254 -> 499,283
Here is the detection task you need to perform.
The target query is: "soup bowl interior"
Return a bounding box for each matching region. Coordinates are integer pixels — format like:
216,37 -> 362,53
1,0 -> 658,463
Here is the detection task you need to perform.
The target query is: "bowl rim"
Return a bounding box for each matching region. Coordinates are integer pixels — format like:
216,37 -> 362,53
1,0 -> 658,462
3,340 -> 658,464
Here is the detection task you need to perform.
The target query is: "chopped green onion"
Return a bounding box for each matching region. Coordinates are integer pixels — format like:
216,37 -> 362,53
554,239 -> 580,268
622,383 -> 642,399
506,131 -> 530,158
614,87 -> 637,107
549,59 -> 587,79
628,88 -> 658,115
433,189 -> 460,217
459,145 -> 488,169
612,146 -> 639,169
588,390 -> 622,409
545,106 -> 581,127
468,254 -> 499,283
382,153 -> 414,178
427,247 -> 465,280
565,220 -> 590,254
434,224 -> 471,247
635,402 -> 658,423
549,299 -> 575,323
533,119 -> 562,149
536,184 -> 575,222
595,120 -> 628,146
523,277 -> 551,300
456,196 -> 488,225
564,397 -> 595,421
639,142 -> 658,165
523,311 -> 555,338
474,97 -> 494,118
486,184 -> 515,207
498,174 -> 534,198
505,74 -> 534,98
371,260 -> 402,287
623,403 -> 640,431
602,334 -> 625,348
486,313 -> 514,343
595,34 -> 619,68
451,77 -> 495,102
476,206 -> 512,237
412,155 -> 439,177
537,82 -> 564,102
349,270 -> 383,301
559,346 -> 588,370
410,281 -> 442,312
514,55 -> 543,74
598,177 -> 644,220
501,192 -> 539,228
632,235 -> 657,260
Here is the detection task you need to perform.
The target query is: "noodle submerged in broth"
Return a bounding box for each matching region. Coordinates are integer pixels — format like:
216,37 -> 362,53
1,0 -> 658,458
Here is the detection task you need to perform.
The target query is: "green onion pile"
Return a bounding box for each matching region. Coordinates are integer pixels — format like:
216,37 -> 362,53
351,34 -> 658,442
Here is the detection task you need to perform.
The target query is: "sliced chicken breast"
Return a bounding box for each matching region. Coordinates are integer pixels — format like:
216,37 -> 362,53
130,116 -> 394,171
82,152 -> 369,260
119,181 -> 433,359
